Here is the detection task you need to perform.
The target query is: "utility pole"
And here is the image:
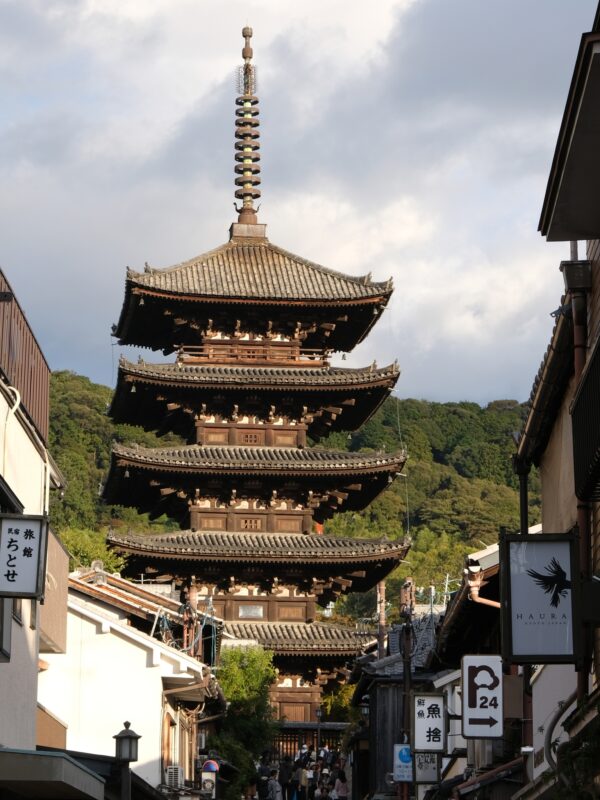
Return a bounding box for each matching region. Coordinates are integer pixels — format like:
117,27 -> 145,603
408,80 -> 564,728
399,578 -> 415,800
377,580 -> 386,660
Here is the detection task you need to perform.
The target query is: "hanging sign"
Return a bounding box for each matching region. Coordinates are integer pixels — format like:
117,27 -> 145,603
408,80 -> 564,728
461,655 -> 503,738
414,752 -> 440,784
0,515 -> 48,598
500,532 -> 581,664
392,744 -> 413,782
412,693 -> 446,752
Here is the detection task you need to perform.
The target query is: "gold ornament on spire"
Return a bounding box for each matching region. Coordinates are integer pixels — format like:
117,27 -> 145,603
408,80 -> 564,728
234,27 -> 261,224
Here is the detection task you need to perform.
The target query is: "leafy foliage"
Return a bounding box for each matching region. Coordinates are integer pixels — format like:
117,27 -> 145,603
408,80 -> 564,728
57,527 -> 127,573
210,647 -> 277,800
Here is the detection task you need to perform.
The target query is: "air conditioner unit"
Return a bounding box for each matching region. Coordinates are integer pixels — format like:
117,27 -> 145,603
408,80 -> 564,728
165,766 -> 184,789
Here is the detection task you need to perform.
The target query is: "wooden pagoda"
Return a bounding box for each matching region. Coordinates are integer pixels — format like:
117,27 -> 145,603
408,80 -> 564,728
104,27 -> 407,723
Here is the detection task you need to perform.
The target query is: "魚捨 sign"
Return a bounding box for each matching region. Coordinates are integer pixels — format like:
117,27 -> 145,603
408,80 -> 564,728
500,532 -> 581,664
461,655 -> 503,738
0,516 -> 47,598
412,693 -> 446,752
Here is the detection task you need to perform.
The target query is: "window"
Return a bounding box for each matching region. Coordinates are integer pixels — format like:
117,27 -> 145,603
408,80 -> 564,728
241,432 -> 262,445
238,605 -> 265,619
241,518 -> 261,531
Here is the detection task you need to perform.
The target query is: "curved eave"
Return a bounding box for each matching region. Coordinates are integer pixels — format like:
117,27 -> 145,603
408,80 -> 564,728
113,286 -> 391,353
109,361 -> 400,433
107,532 -> 408,566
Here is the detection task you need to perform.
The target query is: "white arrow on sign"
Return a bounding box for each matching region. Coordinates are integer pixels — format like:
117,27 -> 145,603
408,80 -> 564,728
461,655 -> 503,739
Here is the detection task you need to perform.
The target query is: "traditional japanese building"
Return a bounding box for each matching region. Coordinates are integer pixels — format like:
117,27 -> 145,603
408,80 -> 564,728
104,27 -> 407,724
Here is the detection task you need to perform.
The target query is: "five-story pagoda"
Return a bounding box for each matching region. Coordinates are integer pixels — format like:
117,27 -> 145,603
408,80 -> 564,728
104,28 -> 407,723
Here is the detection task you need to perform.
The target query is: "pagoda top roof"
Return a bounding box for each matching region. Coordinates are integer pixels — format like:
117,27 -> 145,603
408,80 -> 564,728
125,238 -> 392,304
107,529 -> 408,565
223,620 -> 373,656
110,442 -> 405,475
117,358 -> 400,389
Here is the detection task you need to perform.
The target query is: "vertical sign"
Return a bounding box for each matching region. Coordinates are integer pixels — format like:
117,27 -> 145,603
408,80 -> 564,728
412,693 -> 445,752
414,753 -> 440,783
500,532 -> 580,664
392,744 -> 413,782
0,516 -> 47,598
461,655 -> 503,738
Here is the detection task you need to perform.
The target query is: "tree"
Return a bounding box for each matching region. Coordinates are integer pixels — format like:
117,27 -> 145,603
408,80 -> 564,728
209,647 -> 277,800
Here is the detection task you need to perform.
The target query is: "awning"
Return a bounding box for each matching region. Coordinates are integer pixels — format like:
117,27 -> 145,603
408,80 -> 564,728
0,749 -> 105,799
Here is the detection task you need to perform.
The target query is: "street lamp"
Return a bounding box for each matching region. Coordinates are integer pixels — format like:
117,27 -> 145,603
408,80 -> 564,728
114,721 -> 141,800
316,707 -> 322,751
360,696 -> 370,723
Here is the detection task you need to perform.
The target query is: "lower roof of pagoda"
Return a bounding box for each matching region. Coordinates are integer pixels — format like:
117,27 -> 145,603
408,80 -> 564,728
108,530 -> 407,599
223,620 -> 375,656
110,359 -> 399,436
103,442 -> 405,521
107,529 -> 407,564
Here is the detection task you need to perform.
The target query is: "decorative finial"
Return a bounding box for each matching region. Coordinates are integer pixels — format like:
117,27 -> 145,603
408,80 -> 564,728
234,26 -> 261,225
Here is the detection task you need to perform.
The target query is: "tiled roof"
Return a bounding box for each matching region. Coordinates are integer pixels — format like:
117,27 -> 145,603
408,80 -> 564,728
223,620 -> 374,654
112,442 -> 405,474
106,529 -> 407,563
118,359 -> 400,389
128,239 -> 392,302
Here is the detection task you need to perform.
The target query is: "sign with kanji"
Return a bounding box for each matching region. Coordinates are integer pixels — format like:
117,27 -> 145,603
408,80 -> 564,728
500,532 -> 581,664
414,752 -> 440,784
392,744 -> 412,782
461,655 -> 503,738
0,516 -> 47,598
412,693 -> 445,752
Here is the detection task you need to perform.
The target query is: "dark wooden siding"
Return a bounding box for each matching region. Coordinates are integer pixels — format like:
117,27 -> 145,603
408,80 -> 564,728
369,683 -> 404,793
0,271 -> 49,442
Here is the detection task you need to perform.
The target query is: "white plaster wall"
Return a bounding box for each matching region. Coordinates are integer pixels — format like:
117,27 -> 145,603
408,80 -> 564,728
531,664 -> 576,780
38,609 -> 168,787
540,378 -> 577,534
0,600 -> 39,749
0,390 -> 47,515
0,397 -> 47,749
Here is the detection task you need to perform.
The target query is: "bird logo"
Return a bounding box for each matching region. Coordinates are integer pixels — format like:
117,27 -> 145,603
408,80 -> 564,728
526,558 -> 571,608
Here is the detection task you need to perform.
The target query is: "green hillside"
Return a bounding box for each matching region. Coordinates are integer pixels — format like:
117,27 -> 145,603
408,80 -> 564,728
48,370 -> 539,600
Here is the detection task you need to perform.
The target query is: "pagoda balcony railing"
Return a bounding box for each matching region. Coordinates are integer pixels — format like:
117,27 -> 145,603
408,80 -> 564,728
572,333 -> 600,500
179,343 -> 329,367
0,270 -> 49,442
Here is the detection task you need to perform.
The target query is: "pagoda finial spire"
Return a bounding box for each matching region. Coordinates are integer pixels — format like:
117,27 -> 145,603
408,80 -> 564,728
234,26 -> 261,225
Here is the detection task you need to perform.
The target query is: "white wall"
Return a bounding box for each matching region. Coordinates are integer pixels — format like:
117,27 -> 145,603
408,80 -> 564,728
0,387 -> 49,749
531,664 -> 576,780
38,603 -> 202,788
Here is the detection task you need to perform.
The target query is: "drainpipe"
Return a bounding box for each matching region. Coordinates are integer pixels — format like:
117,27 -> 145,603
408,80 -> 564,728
465,568 -> 501,609
377,580 -> 386,660
563,240 -> 592,704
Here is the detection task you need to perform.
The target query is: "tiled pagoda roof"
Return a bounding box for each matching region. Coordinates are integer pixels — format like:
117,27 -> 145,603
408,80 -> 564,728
106,529 -> 408,564
116,358 -> 400,389
223,620 -> 374,655
109,442 -> 405,475
126,239 -> 392,303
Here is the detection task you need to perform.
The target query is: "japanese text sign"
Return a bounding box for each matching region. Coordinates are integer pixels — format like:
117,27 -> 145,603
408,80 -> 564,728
392,744 -> 413,782
0,516 -> 47,598
414,752 -> 439,784
412,693 -> 445,752
461,655 -> 503,738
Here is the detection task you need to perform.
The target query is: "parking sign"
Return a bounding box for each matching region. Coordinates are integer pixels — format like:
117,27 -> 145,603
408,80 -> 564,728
461,655 -> 503,738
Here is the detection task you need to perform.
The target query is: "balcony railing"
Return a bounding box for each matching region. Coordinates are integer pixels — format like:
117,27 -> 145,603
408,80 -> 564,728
572,334 -> 600,500
0,271 -> 50,442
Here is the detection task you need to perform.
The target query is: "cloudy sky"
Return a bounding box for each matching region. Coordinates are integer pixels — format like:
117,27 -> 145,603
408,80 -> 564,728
0,0 -> 597,404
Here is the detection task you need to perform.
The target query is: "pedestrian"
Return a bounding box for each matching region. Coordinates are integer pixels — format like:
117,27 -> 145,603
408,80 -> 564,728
279,755 -> 293,800
267,770 -> 283,800
333,770 -> 347,800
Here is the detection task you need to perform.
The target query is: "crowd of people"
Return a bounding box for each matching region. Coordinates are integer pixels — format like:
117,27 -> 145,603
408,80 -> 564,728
254,746 -> 349,800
